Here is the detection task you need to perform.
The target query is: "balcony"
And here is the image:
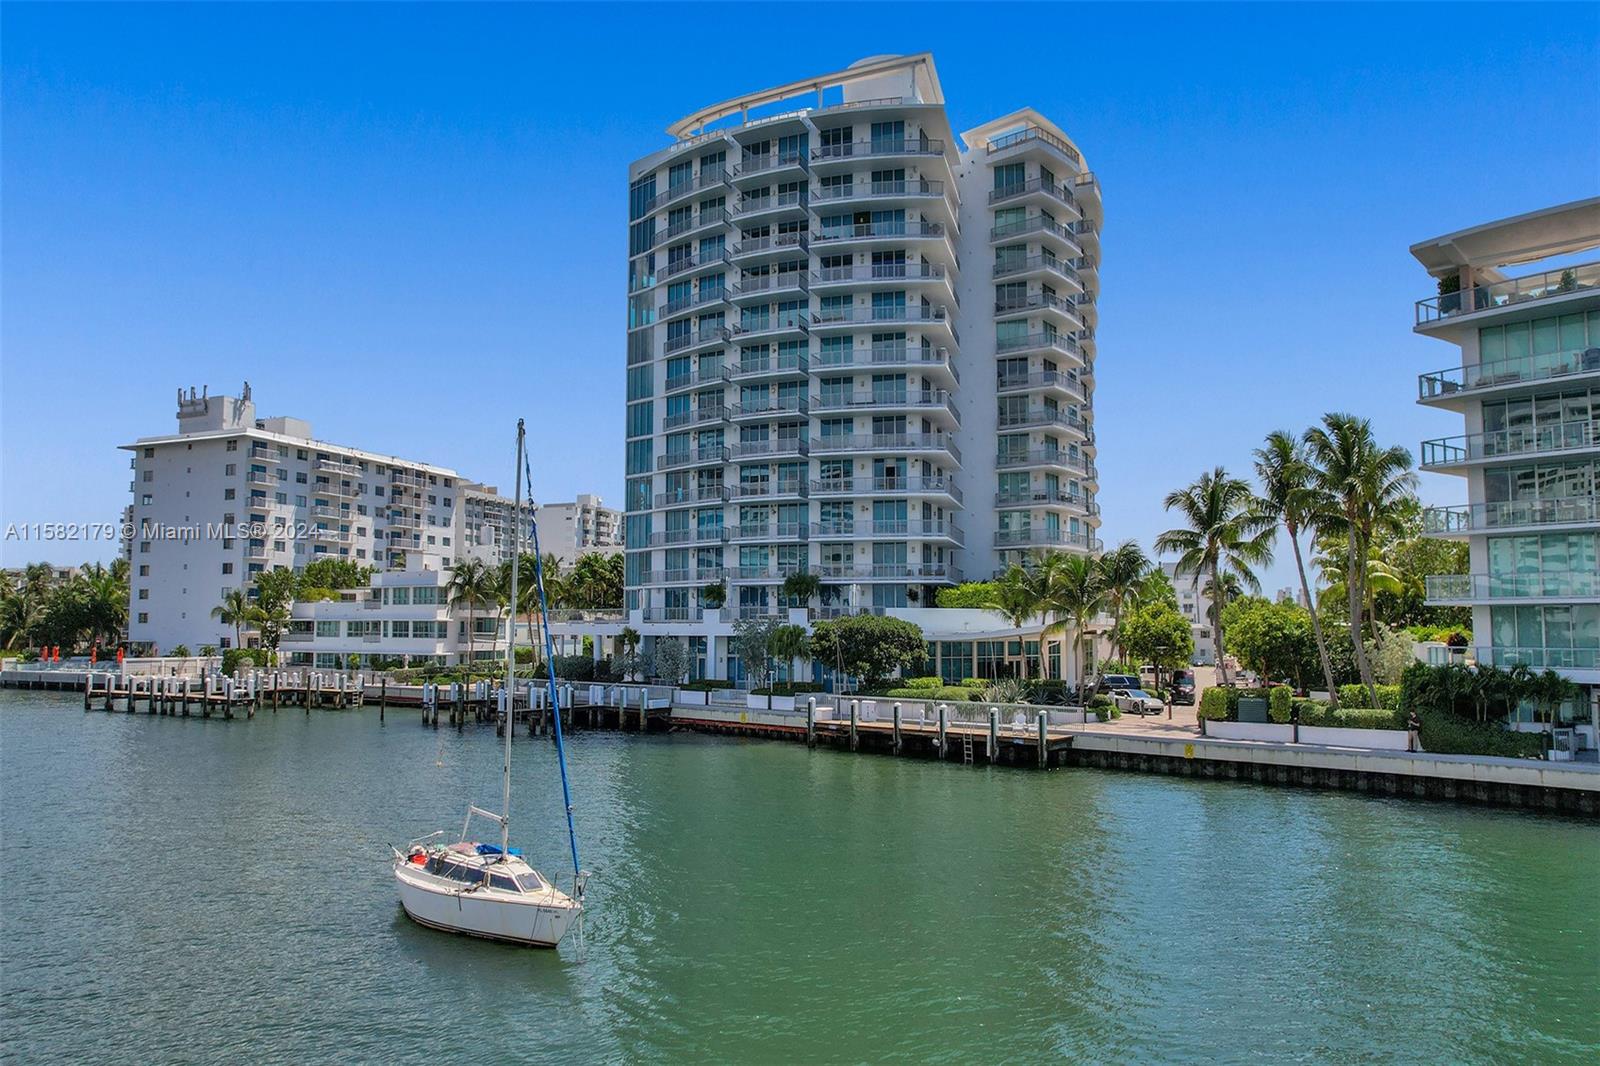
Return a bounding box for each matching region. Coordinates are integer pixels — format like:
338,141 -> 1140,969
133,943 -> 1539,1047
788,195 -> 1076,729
248,445 -> 281,463
661,250 -> 733,281
318,458 -> 362,477
655,207 -> 730,246
1425,572 -> 1600,603
389,470 -> 425,488
663,404 -> 730,431
731,189 -> 808,223
309,527 -> 351,544
654,485 -> 727,508
1423,497 -> 1599,535
1472,646 -> 1600,671
995,331 -> 1082,361
660,285 -> 730,319
244,545 -> 269,561
728,523 -> 808,542
1420,421 -> 1596,469
815,563 -> 958,582
729,438 -> 808,460
989,215 -> 1081,255
728,397 -> 808,422
733,150 -> 808,179
1416,260 -> 1600,326
813,342 -> 959,384
998,408 -> 1090,436
310,505 -> 347,520
996,371 -> 1089,404
731,479 -> 808,501
727,353 -> 810,382
811,179 -> 947,206
729,272 -> 808,302
729,232 -> 808,263
315,478 -> 358,498
810,390 -> 959,421
385,514 -> 420,529
731,566 -> 784,582
810,520 -> 963,545
809,304 -> 953,334
993,528 -> 1102,552
994,292 -> 1082,328
641,606 -> 706,623
994,489 -> 1099,514
988,177 -> 1078,212
663,324 -> 732,355
811,138 -> 946,163
657,446 -> 729,471
244,470 -> 274,486
813,220 -> 946,246
1417,347 -> 1600,403
809,476 -> 962,504
663,366 -> 730,393
810,433 -> 962,464
985,125 -> 1082,167
646,170 -> 731,214
812,261 -> 952,292
730,312 -> 809,343
995,451 -> 1097,479
992,254 -> 1080,287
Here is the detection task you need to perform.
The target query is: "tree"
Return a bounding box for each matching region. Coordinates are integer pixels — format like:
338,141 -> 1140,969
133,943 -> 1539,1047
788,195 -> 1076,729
1042,553 -> 1106,688
211,588 -> 259,650
700,581 -> 727,610
1118,601 -> 1193,676
74,563 -> 128,649
935,581 -> 1000,608
565,551 -> 623,609
780,571 -> 822,608
1096,540 -> 1150,662
447,557 -> 496,668
808,615 -> 925,692
299,557 -> 372,594
1365,624 -> 1416,686
1220,597 -> 1314,686
652,637 -> 690,685
1254,429 -> 1341,704
730,616 -> 781,693
1303,413 -> 1417,707
767,624 -> 812,692
1155,466 -> 1275,684
993,563 -> 1050,677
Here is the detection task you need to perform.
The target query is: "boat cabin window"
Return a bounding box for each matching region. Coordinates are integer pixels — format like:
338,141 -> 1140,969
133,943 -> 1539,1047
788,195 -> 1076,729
437,860 -> 485,884
514,872 -> 546,892
488,873 -> 520,892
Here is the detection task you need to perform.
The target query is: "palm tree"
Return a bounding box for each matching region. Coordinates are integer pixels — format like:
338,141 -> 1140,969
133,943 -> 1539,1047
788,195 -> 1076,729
1254,430 -> 1340,703
212,588 -> 257,650
1096,540 -> 1150,662
1154,467 -> 1275,684
1303,413 -> 1416,706
780,571 -> 822,608
0,576 -> 41,651
767,623 -> 811,690
994,563 -> 1050,678
446,557 -> 495,670
1042,553 -> 1106,694
1200,571 -> 1245,628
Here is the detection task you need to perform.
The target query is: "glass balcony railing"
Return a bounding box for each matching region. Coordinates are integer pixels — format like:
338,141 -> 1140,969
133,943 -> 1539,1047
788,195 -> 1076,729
808,476 -> 962,502
812,179 -> 945,203
811,138 -> 946,162
995,332 -> 1082,358
985,125 -> 1082,167
988,177 -> 1077,209
1426,572 -> 1600,601
1420,420 -> 1597,466
992,528 -> 1102,551
1424,497 -> 1599,533
1416,260 -> 1600,325
813,220 -> 946,243
992,255 -> 1079,284
989,215 -> 1080,247
996,371 -> 1089,403
1473,645 -> 1600,671
809,433 -> 961,462
1418,347 -> 1600,400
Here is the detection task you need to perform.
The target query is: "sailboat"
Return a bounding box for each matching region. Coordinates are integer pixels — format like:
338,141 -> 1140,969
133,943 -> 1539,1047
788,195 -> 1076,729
392,420 -> 587,948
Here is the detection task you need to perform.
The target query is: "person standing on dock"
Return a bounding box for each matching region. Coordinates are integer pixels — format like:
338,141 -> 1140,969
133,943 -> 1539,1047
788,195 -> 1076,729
1407,709 -> 1421,753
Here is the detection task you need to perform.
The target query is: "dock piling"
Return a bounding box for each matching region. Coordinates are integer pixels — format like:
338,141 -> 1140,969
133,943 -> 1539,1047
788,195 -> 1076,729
806,698 -> 816,748
892,703 -> 902,754
1037,713 -> 1048,768
937,704 -> 948,759
849,700 -> 859,752
989,709 -> 999,764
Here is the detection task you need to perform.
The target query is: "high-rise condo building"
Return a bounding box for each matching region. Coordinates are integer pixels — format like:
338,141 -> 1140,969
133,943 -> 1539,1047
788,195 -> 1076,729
1413,197 -> 1600,729
623,53 -> 1102,628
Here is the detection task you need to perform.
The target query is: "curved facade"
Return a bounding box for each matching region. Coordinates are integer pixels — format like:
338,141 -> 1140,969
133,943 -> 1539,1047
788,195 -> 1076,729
623,54 -> 1103,626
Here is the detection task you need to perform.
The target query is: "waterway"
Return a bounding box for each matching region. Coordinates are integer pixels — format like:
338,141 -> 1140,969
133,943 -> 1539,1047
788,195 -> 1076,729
2,690 -> 1596,1063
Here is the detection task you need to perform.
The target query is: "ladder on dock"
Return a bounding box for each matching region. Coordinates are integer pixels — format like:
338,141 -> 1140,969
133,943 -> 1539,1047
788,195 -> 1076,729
961,733 -> 974,765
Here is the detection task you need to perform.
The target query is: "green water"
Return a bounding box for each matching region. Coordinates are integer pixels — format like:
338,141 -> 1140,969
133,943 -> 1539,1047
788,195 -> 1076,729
2,690 -> 1596,1064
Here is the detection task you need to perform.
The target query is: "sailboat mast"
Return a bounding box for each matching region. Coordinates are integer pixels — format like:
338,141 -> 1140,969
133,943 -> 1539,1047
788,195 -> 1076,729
502,419 -> 523,859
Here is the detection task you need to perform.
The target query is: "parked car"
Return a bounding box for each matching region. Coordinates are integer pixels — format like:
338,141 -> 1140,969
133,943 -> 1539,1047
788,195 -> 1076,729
1111,688 -> 1164,716
1171,669 -> 1195,705
1095,673 -> 1141,695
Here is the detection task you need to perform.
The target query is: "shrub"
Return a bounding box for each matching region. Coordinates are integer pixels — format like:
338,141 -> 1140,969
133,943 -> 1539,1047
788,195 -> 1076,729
1198,687 -> 1232,721
1418,709 -> 1544,758
902,676 -> 943,691
1096,703 -> 1121,720
680,679 -> 735,692
1088,693 -> 1114,709
1277,696 -> 1331,723
958,678 -> 984,689
1269,686 -> 1292,722
750,682 -> 826,696
535,655 -> 595,682
170,644 -> 191,658
1310,707 -> 1404,730
222,648 -> 265,674
1339,683 -> 1401,710
879,686 -> 982,702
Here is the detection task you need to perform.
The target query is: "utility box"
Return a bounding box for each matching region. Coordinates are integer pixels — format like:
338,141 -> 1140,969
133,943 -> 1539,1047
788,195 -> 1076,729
1237,697 -> 1270,724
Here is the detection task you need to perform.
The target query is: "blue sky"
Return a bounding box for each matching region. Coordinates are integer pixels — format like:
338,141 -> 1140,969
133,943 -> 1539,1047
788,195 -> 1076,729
3,2 -> 1597,590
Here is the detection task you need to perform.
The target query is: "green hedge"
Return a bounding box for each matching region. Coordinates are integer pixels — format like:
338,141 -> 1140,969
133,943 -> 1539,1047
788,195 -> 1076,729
1338,683 -> 1401,710
680,679 -> 735,692
1418,710 -> 1544,758
222,648 -> 266,674
878,686 -> 983,702
1198,686 -> 1275,721
750,682 -> 826,695
900,676 -> 944,691
1269,686 -> 1292,721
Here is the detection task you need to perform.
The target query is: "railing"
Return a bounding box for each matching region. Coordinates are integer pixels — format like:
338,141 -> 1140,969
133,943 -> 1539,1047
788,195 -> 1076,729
995,292 -> 1079,318
735,150 -> 808,176
811,138 -> 946,161
645,170 -> 730,213
728,397 -> 809,419
318,458 -> 362,476
1420,421 -> 1596,467
814,563 -> 958,580
994,490 -> 1098,513
663,404 -> 729,431
731,479 -> 808,499
1416,261 -> 1600,325
811,305 -> 950,327
245,470 -> 273,485
998,408 -> 1089,433
1423,497 -> 1599,533
1418,347 -> 1600,400
728,523 -> 808,542
814,220 -> 945,242
656,207 -> 729,244
729,438 -> 808,459
992,254 -> 1079,283
1426,573 -> 1600,601
657,446 -> 729,471
990,215 -> 1080,245
249,445 -> 280,462
814,344 -> 958,382
244,546 -> 269,560
390,471 -> 424,487
661,251 -> 732,279
813,262 -> 947,284
732,313 -> 810,339
731,272 -> 808,297
993,528 -> 1102,551
988,177 -> 1076,208
986,125 -> 1081,166
664,325 -> 731,354
664,366 -> 730,391
655,485 -> 728,507
728,353 -> 809,379
810,391 -> 956,415
996,371 -> 1089,402
996,451 -> 1097,478
733,191 -> 807,216
995,331 -> 1082,357
730,233 -> 808,258
732,566 -> 783,581
809,477 -> 962,502
810,433 -> 962,462
812,179 -> 946,202
810,521 -> 963,542
1473,646 -> 1600,670
661,286 -> 729,317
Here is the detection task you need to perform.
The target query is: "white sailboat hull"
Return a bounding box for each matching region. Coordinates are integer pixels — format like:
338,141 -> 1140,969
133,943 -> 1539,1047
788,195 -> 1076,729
394,862 -> 581,948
